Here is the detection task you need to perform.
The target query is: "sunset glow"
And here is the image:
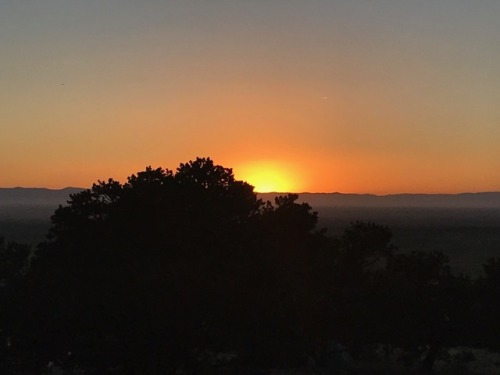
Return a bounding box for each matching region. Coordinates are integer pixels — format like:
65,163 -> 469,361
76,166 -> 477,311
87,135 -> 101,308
237,162 -> 299,193
1,2 -> 499,193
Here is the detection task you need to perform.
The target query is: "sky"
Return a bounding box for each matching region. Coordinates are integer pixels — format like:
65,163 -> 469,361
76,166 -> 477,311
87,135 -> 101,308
1,0 -> 499,194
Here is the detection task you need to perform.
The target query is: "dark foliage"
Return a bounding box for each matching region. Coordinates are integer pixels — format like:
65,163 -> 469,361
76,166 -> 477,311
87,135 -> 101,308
472,257 -> 500,349
3,158 -> 327,373
0,237 -> 31,372
1,157 -> 500,374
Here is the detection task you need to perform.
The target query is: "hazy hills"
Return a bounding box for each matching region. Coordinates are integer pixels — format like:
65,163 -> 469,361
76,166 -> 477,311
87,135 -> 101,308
0,187 -> 83,207
264,192 -> 500,208
2,188 -> 500,209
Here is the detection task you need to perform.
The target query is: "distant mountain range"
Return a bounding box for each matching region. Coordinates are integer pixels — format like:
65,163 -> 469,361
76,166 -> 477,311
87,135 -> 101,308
2,188 -> 500,209
0,187 -> 83,207
262,192 -> 500,208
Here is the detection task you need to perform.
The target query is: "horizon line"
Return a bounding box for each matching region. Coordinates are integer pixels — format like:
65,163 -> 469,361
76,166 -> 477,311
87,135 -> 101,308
2,186 -> 500,197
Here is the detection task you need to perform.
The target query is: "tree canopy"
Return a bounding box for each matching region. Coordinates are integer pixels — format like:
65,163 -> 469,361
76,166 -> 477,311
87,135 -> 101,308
9,158 -> 327,373
2,157 -> 499,374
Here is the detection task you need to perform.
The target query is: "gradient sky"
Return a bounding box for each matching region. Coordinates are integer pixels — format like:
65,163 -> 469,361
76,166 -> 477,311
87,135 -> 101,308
1,0 -> 499,193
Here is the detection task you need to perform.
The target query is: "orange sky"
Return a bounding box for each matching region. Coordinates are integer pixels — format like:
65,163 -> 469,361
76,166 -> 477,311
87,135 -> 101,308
1,1 -> 499,193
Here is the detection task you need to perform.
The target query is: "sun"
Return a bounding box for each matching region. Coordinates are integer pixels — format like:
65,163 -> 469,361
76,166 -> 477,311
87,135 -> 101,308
236,161 -> 298,193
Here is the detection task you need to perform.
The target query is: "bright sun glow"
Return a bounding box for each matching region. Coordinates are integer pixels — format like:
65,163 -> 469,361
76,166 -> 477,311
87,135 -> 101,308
237,162 -> 298,193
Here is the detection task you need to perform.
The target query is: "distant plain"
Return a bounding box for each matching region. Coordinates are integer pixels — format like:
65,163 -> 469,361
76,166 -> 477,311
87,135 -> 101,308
1,189 -> 499,277
316,206 -> 500,276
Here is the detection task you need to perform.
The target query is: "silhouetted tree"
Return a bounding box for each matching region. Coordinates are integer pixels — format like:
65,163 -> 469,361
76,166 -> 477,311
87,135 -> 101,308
0,237 -> 30,286
474,257 -> 500,349
326,225 -> 468,372
4,159 -> 491,373
9,158 -> 325,373
0,237 -> 30,372
328,222 -> 396,348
